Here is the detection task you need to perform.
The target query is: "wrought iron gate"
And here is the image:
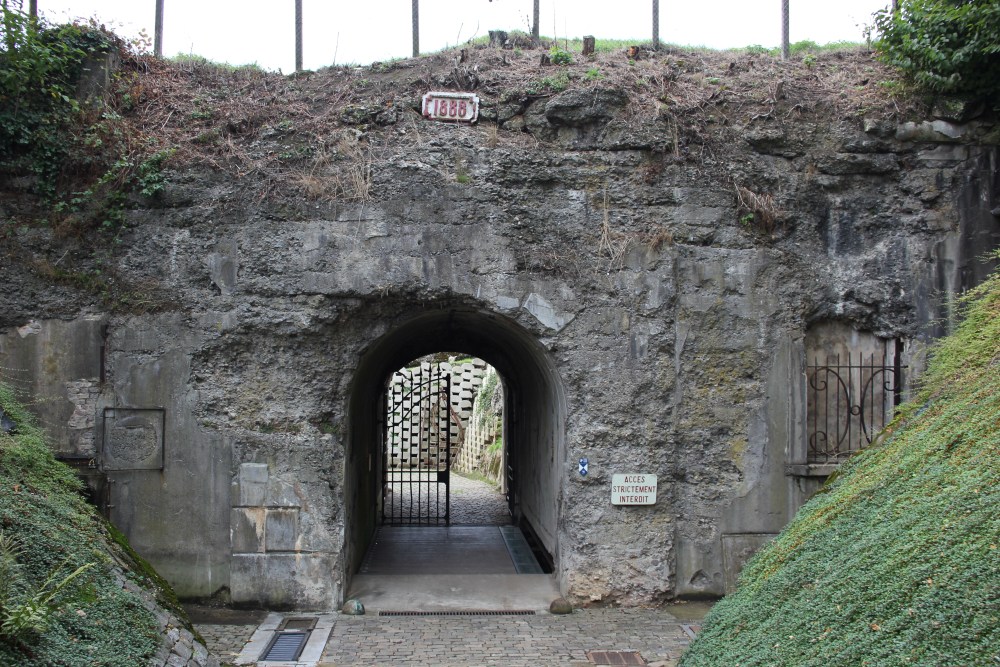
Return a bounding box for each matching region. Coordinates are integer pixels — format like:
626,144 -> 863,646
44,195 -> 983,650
806,350 -> 902,463
382,364 -> 453,525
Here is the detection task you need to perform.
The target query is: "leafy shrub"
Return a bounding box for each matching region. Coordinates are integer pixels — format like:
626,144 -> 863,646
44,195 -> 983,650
873,0 -> 1000,100
549,46 -> 573,65
0,3 -> 167,234
0,5 -> 117,192
680,261 -> 1000,666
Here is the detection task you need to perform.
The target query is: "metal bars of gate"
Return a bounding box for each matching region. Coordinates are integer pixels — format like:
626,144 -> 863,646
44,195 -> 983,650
806,350 -> 902,464
383,364 -> 452,525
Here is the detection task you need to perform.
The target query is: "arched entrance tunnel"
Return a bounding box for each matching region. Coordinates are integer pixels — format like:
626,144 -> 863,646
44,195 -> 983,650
345,306 -> 566,601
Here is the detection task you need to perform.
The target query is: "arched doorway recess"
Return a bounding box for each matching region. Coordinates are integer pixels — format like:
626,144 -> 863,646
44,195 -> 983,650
344,307 -> 566,599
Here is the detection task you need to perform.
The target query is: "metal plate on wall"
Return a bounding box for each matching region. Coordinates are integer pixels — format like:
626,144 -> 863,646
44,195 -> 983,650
101,407 -> 165,470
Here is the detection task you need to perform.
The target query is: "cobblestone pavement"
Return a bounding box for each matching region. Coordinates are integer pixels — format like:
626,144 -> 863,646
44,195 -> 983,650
192,475 -> 703,666
385,471 -> 511,526
449,472 -> 510,525
194,623 -> 258,666
318,608 -> 691,667
196,606 -> 705,667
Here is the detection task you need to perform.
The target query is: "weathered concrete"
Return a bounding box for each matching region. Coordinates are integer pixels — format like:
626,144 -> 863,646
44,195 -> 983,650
1,60 -> 999,609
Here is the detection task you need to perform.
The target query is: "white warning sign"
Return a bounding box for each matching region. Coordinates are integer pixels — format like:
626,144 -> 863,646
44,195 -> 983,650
611,474 -> 657,506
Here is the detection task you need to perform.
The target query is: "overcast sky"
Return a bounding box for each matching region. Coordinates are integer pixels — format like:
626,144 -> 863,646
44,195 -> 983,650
36,1 -> 891,73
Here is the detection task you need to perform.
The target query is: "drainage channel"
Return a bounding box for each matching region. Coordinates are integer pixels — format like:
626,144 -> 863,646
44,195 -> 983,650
378,609 -> 536,617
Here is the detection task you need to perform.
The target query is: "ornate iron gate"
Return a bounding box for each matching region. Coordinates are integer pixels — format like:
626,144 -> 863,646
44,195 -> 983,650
383,364 -> 453,525
806,350 -> 902,463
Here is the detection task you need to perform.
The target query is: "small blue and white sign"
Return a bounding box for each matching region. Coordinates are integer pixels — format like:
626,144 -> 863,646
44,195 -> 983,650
579,458 -> 589,476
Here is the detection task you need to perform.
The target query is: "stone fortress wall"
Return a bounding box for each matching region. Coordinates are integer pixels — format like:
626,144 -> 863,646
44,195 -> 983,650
1,61 -> 998,609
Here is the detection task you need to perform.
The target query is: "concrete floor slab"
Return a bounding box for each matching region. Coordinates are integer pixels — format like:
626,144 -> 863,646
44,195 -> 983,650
347,573 -> 561,612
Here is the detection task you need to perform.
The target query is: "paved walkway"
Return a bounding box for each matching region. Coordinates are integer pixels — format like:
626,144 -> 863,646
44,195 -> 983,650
319,608 -> 693,667
197,622 -> 259,665
191,474 -> 708,666
196,606 -> 701,667
384,471 -> 510,526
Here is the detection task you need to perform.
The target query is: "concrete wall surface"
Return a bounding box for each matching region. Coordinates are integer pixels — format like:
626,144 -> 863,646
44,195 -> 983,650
1,78 -> 998,607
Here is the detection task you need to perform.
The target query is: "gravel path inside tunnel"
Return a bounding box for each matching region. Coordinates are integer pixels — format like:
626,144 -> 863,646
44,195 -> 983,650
385,471 -> 510,525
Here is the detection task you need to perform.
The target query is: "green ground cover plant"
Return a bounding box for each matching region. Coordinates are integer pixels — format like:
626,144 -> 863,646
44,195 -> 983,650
0,383 -> 168,666
680,262 -> 1000,666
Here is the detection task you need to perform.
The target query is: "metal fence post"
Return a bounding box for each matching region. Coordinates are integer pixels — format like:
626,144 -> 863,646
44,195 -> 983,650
295,0 -> 302,72
781,0 -> 789,60
412,0 -> 419,58
154,0 -> 164,57
532,0 -> 539,41
652,0 -> 660,50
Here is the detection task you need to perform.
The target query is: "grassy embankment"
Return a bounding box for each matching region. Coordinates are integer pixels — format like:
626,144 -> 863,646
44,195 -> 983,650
0,384 -> 185,666
681,264 -> 1000,665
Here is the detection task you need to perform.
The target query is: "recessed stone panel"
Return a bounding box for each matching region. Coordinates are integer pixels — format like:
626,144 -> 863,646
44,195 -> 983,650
231,508 -> 266,554
236,462 -> 268,506
230,553 -> 339,609
265,509 -> 299,552
101,407 -> 165,470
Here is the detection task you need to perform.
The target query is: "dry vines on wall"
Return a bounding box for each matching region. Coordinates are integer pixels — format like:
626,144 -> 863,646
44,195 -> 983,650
734,184 -> 780,235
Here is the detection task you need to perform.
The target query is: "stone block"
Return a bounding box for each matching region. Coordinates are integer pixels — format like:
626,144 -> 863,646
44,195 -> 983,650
171,639 -> 193,661
916,145 -> 969,166
817,153 -> 899,175
236,463 -> 268,506
230,553 -> 339,608
265,508 -> 299,551
231,508 -> 265,553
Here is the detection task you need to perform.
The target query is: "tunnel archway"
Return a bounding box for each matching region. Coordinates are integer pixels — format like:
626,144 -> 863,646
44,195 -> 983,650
344,306 -> 566,597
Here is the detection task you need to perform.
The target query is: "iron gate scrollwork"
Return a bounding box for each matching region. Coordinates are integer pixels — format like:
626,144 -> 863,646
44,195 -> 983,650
383,364 -> 453,525
806,350 -> 902,464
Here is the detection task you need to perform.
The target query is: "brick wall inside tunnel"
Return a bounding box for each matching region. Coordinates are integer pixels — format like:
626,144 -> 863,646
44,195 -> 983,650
1,83 -> 998,607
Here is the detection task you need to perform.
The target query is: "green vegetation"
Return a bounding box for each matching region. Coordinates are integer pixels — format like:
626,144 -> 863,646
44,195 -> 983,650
739,40 -> 863,58
0,383 -> 167,665
529,70 -> 570,94
681,261 -> 1000,666
874,0 -> 1000,100
549,45 -> 573,65
0,5 -> 116,199
166,52 -> 265,73
466,33 -> 865,58
0,4 -> 174,233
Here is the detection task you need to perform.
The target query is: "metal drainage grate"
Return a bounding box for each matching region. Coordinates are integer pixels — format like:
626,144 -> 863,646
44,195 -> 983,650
259,630 -> 310,662
378,609 -> 536,617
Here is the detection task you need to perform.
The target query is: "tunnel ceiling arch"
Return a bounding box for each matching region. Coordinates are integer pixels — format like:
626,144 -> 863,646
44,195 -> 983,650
351,307 -> 564,406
